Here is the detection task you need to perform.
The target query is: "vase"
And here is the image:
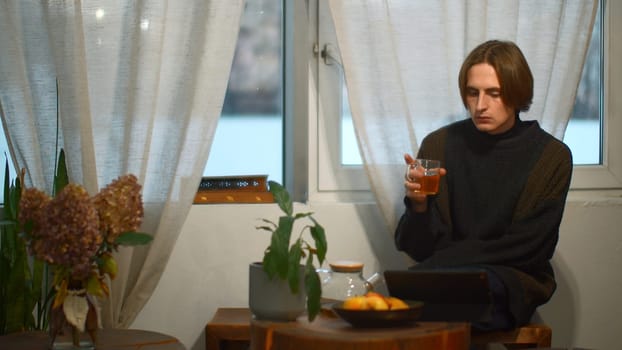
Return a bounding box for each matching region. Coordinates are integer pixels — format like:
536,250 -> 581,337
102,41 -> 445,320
319,261 -> 370,302
248,262 -> 306,321
48,291 -> 98,350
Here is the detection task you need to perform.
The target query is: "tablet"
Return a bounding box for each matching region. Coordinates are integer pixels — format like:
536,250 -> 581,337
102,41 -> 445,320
383,268 -> 493,322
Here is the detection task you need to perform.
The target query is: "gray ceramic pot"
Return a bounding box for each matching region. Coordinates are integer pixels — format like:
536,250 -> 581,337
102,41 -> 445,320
248,262 -> 305,321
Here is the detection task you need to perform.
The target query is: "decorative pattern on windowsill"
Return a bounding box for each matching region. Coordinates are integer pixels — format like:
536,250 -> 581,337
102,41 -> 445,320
194,175 -> 274,204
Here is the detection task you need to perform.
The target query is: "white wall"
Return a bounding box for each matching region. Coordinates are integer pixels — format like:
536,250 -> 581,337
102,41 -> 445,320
131,193 -> 622,350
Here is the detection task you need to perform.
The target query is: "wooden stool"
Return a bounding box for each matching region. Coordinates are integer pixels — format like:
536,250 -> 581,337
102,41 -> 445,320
206,308 -> 252,350
470,323 -> 552,349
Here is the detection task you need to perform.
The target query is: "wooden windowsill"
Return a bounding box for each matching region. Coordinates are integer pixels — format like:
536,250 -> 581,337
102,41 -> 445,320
193,175 -> 274,204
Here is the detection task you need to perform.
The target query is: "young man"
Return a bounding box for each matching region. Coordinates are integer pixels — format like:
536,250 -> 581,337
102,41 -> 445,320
395,40 -> 573,330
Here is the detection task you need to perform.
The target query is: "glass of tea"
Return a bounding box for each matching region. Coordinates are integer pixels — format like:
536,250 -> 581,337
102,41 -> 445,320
405,159 -> 441,195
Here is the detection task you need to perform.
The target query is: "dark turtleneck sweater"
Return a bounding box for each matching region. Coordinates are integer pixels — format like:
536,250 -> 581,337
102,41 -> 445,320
394,117 -> 572,326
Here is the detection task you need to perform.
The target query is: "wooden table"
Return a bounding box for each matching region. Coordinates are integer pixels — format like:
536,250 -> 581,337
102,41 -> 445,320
0,328 -> 185,350
206,307 -> 470,350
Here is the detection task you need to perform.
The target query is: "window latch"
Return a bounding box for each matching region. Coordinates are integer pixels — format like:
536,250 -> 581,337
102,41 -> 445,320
314,43 -> 342,67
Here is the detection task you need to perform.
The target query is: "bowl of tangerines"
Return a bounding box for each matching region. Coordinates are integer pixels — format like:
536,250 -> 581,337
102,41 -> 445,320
331,291 -> 423,328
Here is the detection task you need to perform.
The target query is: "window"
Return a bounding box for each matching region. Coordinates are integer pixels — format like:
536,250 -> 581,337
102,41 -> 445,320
565,0 -> 622,189
317,0 -> 622,194
200,0 -> 310,201
202,0 -> 284,185
565,0 -> 602,165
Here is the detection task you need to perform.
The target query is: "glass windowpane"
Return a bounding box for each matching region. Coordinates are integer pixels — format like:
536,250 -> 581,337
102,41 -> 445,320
563,0 -> 602,165
203,0 -> 283,184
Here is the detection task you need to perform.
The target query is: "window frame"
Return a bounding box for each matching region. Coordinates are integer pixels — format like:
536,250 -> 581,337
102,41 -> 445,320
284,0 -> 314,202
570,0 -> 622,190
310,0 -> 373,203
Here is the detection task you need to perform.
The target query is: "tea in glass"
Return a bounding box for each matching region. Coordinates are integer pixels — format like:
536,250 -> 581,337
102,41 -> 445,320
408,159 -> 440,195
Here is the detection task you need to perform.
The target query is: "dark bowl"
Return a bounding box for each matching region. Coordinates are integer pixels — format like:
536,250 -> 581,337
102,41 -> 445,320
331,300 -> 424,328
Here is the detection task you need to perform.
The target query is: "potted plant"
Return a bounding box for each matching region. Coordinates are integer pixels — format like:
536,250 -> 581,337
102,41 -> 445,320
0,160 -> 52,335
250,180 -> 327,322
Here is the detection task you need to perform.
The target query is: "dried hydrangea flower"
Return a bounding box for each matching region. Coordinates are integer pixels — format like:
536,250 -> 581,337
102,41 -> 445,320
19,188 -> 51,230
92,174 -> 144,244
19,169 -> 146,293
19,188 -> 52,255
34,183 -> 102,280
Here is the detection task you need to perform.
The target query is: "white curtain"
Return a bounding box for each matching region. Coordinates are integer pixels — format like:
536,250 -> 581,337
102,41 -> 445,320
0,0 -> 244,327
328,0 -> 597,231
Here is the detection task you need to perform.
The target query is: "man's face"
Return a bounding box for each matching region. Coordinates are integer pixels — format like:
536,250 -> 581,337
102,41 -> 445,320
465,63 -> 516,135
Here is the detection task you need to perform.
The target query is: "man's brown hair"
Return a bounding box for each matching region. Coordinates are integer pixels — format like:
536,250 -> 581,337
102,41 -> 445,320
458,40 -> 533,113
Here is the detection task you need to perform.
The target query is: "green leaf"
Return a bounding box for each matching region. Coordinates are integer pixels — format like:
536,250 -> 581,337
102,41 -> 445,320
31,258 -> 45,313
7,177 -> 21,222
0,220 -> 17,227
293,212 -> 313,220
53,149 -> 69,197
2,224 -> 17,266
3,158 -> 21,224
114,232 -> 153,246
309,219 -> 327,265
268,181 -> 292,216
4,231 -> 34,333
255,226 -> 274,233
3,158 -> 10,207
287,240 -> 302,294
255,218 -> 277,232
304,259 -> 321,322
262,249 -> 279,279
271,216 -> 293,279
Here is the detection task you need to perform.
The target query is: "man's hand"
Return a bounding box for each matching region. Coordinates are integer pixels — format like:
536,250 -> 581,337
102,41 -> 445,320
403,153 -> 446,213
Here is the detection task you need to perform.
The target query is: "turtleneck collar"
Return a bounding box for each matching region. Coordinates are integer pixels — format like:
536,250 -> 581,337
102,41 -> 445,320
466,115 -> 539,149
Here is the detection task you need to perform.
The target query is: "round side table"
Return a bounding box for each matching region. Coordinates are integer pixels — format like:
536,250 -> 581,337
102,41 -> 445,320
251,313 -> 469,350
0,328 -> 185,350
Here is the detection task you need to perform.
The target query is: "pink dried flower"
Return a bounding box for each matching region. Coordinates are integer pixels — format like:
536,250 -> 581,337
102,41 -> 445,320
31,184 -> 102,280
18,167 -> 148,301
18,188 -> 51,233
92,174 -> 144,244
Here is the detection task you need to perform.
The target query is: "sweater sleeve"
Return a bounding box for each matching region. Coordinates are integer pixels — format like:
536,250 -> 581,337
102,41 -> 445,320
394,198 -> 437,261
394,128 -> 451,262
